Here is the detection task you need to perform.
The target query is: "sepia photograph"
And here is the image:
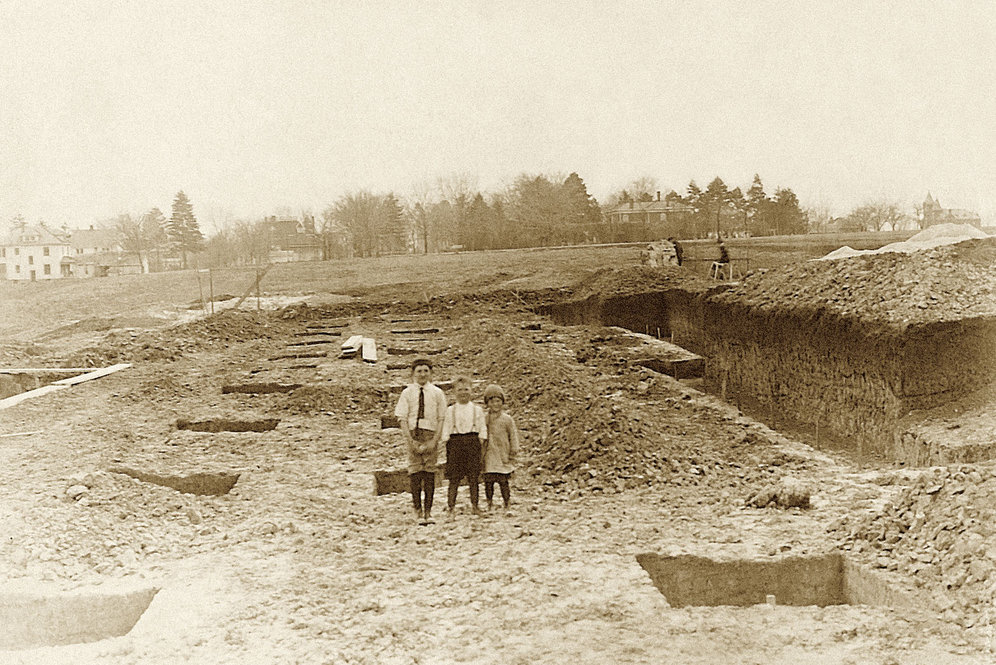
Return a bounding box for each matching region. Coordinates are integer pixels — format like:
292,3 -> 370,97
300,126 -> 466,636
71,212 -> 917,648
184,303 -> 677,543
1,1 -> 994,663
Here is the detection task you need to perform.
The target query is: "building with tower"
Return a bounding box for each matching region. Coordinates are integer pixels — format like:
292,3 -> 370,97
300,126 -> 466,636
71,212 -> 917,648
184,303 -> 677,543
922,193 -> 981,228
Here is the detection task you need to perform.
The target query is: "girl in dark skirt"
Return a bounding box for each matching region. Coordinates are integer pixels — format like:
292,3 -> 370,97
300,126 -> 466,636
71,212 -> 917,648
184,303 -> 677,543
441,376 -> 487,516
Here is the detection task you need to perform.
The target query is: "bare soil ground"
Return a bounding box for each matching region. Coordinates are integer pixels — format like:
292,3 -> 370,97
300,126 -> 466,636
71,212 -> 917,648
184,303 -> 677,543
1,237 -> 994,664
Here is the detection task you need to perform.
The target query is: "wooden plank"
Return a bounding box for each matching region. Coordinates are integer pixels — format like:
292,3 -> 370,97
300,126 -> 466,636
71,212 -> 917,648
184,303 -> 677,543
268,351 -> 327,360
390,328 -> 440,335
386,347 -> 445,356
232,264 -> 273,309
52,363 -> 132,386
361,338 -> 377,363
0,430 -> 45,438
341,335 -> 363,351
221,383 -> 302,394
0,384 -> 68,410
372,464 -> 475,495
307,321 -> 348,329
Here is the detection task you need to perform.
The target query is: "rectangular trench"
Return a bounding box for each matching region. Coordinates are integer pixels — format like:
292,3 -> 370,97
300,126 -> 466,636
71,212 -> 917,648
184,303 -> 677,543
635,553 -> 918,610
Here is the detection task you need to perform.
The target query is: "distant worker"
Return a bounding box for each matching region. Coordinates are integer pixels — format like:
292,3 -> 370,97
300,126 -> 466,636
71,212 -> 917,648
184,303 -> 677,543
711,238 -> 731,280
668,237 -> 684,267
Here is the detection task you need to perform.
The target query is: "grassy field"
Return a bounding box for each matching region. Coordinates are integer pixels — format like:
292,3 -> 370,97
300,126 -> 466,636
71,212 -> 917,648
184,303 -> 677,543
0,231 -> 914,341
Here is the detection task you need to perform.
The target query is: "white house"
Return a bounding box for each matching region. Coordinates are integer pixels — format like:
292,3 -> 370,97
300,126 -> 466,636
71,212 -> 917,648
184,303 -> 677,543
0,223 -> 73,281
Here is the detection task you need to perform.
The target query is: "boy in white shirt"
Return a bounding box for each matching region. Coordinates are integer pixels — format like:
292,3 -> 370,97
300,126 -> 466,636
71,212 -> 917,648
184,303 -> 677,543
394,358 -> 447,524
441,375 -> 487,516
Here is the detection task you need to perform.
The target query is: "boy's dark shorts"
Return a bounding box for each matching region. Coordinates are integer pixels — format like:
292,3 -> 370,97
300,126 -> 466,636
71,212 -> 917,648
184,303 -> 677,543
445,432 -> 481,480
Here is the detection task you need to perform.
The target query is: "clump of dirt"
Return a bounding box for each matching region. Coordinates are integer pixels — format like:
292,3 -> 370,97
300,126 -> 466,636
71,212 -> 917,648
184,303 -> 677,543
831,465 -> 996,633
714,237 -> 996,326
281,384 -> 385,415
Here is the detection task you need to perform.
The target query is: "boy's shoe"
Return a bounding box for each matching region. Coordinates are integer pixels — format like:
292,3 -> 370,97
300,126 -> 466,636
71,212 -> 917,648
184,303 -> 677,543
471,506 -> 483,517
486,500 -> 494,512
424,512 -> 435,524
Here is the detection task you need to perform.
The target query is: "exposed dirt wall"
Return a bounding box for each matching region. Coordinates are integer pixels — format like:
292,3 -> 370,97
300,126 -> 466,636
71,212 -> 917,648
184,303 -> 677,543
545,291 -> 996,461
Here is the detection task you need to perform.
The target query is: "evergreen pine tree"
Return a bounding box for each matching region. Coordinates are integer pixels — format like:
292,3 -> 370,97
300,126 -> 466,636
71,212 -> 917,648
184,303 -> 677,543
170,190 -> 203,268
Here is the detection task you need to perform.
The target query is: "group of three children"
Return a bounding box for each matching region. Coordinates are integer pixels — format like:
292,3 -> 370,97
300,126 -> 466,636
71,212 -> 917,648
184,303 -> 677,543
393,358 -> 519,524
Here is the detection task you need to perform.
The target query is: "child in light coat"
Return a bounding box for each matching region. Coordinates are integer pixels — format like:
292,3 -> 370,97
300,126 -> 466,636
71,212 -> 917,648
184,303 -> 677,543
481,384 -> 519,514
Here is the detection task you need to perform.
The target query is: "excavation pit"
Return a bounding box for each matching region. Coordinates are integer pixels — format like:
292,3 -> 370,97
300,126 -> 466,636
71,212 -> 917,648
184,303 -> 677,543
635,553 -> 917,610
0,581 -> 158,650
0,372 -> 77,400
109,467 -> 240,495
176,418 -> 279,432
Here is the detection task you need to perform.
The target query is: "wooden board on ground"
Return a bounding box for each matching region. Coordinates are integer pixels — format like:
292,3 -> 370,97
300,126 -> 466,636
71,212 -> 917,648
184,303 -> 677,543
372,464 -> 477,495
381,415 -> 400,429
269,351 -> 327,360
340,334 -> 363,359
307,321 -> 348,329
386,347 -> 445,356
373,465 -> 445,495
387,379 -> 481,394
361,338 -> 377,363
390,328 -> 440,335
221,383 -> 302,394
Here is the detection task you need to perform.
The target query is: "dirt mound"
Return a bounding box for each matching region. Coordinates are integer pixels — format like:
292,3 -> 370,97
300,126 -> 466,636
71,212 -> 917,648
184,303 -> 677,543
831,465 -> 996,632
567,266 -> 715,301
714,237 -> 996,326
456,321 -> 794,495
64,310 -> 288,367
281,384 -> 385,415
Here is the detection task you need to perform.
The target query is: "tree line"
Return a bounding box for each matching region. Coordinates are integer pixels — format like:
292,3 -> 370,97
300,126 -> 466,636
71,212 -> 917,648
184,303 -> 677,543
5,172 -> 936,274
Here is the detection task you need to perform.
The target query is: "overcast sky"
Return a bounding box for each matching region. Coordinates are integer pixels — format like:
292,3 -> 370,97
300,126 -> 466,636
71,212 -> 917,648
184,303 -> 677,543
2,1 -> 994,231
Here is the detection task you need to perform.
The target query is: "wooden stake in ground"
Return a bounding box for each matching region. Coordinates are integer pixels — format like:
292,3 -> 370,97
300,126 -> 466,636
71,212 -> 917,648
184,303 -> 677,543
231,264 -> 273,310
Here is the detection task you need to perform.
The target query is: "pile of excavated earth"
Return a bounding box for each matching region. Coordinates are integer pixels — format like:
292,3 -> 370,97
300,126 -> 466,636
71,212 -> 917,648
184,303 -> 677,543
831,465 -> 996,632
716,237 -> 996,324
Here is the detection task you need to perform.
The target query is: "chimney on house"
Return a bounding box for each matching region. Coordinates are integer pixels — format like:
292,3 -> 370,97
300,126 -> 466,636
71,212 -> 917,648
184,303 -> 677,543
628,200 -> 634,209
656,191 -> 661,201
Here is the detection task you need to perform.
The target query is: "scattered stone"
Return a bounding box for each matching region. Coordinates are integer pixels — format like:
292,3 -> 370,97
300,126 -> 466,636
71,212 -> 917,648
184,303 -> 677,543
65,485 -> 88,500
746,479 -> 812,509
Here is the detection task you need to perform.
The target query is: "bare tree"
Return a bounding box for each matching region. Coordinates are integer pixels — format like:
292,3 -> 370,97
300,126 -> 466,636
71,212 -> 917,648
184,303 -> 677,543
407,180 -> 437,253
805,205 -> 834,233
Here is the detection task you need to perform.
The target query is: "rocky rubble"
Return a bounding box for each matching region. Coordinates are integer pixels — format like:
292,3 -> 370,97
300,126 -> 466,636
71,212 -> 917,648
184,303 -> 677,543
64,310 -> 290,366
451,320 -> 803,496
831,465 -> 996,633
713,237 -> 996,326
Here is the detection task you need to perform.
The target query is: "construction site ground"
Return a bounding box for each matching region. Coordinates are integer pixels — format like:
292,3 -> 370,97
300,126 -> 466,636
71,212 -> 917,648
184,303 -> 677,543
1,241 -> 994,664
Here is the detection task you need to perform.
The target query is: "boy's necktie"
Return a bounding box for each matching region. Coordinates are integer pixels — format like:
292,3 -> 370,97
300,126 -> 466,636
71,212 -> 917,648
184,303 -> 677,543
417,386 -> 425,421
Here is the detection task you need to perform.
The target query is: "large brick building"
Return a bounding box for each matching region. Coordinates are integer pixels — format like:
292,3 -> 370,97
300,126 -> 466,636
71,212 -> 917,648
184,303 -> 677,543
923,193 -> 982,228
